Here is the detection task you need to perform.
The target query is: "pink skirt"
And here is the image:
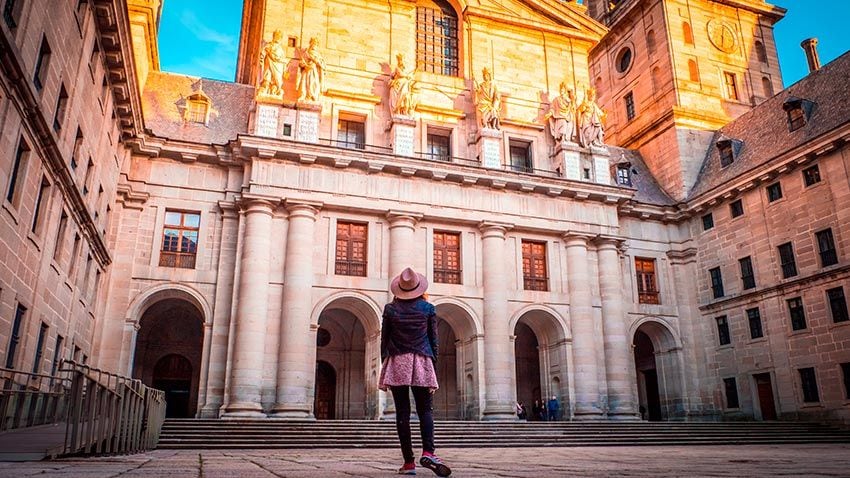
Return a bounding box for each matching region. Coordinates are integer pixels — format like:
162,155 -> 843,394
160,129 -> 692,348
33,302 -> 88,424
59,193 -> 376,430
379,353 -> 439,390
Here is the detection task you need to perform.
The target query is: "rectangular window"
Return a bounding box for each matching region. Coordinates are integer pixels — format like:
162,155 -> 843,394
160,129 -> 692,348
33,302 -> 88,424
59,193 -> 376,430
624,92 -> 636,121
719,143 -> 734,167
426,130 -> 451,161
815,229 -> 838,267
766,182 -> 783,202
521,240 -> 548,291
723,377 -> 739,408
69,233 -> 81,277
335,221 -> 368,276
739,256 -> 756,290
827,287 -> 849,323
802,165 -> 821,187
509,140 -> 533,173
82,158 -> 94,195
616,166 -> 631,186
31,176 -> 50,235
187,99 -> 208,124
53,84 -> 68,131
5,304 -> 26,368
842,363 -> 850,400
709,267 -> 724,299
50,335 -> 64,376
53,210 -> 68,261
723,72 -> 739,101
33,36 -> 51,91
433,231 -> 461,285
72,345 -> 81,362
32,322 -> 49,374
159,210 -> 200,269
788,297 -> 806,331
702,213 -> 714,231
80,254 -> 92,296
416,5 -> 459,76
72,128 -> 83,173
747,307 -> 763,339
778,242 -> 797,278
337,118 -> 365,150
635,257 -> 660,304
6,137 -> 29,206
799,367 -> 819,403
729,199 -> 744,218
788,107 -> 806,131
716,316 -> 731,346
4,0 -> 22,28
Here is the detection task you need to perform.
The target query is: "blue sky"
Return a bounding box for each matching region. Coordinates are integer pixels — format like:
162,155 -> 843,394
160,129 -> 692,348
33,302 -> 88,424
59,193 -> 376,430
158,0 -> 849,87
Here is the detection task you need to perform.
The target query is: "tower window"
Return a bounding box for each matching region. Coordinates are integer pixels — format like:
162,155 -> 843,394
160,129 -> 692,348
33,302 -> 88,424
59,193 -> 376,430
755,40 -> 768,63
416,0 -> 459,77
723,72 -> 739,101
762,76 -> 774,97
688,59 -> 700,82
624,92 -> 635,121
683,22 -> 694,45
646,30 -> 656,54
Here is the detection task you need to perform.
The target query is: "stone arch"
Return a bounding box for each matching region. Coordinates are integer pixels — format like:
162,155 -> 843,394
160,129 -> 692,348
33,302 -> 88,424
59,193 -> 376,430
509,304 -> 571,345
311,291 -> 383,336
432,297 -> 482,420
631,316 -> 686,421
431,297 -> 482,338
629,316 -> 681,352
126,282 -> 212,326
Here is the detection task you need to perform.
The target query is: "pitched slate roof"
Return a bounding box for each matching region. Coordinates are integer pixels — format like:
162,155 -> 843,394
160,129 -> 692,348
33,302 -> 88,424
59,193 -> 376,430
688,50 -> 850,199
141,71 -> 254,145
607,146 -> 677,206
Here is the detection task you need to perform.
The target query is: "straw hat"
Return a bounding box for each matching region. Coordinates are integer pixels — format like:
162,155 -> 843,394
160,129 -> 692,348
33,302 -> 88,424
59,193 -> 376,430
390,267 -> 429,300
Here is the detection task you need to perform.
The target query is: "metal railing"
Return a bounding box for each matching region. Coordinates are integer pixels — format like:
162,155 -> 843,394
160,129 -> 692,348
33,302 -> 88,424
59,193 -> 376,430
0,367 -> 69,432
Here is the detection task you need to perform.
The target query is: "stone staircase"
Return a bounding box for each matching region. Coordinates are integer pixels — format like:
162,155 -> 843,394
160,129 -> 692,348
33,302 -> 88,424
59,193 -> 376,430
158,419 -> 850,449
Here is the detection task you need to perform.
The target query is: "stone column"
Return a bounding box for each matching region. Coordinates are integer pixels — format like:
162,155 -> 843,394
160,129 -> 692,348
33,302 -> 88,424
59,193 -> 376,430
480,222 -> 516,420
597,237 -> 638,419
223,198 -> 275,417
272,201 -> 321,418
564,233 -> 603,419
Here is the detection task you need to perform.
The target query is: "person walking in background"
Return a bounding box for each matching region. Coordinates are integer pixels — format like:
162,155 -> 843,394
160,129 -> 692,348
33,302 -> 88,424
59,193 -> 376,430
547,395 -> 560,421
379,268 -> 452,477
532,400 -> 541,421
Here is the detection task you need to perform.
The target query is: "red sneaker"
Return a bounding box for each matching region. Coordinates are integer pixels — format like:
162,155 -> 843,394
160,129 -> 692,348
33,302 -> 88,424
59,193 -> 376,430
420,453 -> 451,477
398,462 -> 416,475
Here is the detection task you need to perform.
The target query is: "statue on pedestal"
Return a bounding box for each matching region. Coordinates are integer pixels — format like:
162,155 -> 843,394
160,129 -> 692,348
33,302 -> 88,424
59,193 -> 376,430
257,30 -> 286,97
297,37 -> 325,102
545,82 -> 577,144
388,53 -> 418,117
474,68 -> 501,130
578,87 -> 606,148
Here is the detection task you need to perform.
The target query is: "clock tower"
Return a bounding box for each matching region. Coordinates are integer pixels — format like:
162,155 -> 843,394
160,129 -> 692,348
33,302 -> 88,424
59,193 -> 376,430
586,0 -> 786,201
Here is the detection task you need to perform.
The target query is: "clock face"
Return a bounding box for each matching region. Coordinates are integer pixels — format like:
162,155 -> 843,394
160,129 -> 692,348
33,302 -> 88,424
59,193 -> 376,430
707,19 -> 737,53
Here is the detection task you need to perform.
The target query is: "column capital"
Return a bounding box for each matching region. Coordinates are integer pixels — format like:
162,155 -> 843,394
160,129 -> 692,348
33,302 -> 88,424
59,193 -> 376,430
667,247 -> 698,265
386,210 -> 423,228
562,230 -> 595,246
217,201 -> 240,219
594,235 -> 627,252
284,200 -> 322,219
478,221 -> 513,237
239,196 -> 277,216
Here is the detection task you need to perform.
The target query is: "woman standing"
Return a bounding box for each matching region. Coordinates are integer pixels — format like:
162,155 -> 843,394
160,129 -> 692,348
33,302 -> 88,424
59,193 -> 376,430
380,268 -> 452,477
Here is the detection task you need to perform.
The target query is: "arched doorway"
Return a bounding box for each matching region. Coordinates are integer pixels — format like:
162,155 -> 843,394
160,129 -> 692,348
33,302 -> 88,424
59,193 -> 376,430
433,318 -> 458,420
632,320 -> 685,421
133,298 -> 204,418
314,360 -> 337,419
513,308 -> 570,421
514,322 -> 541,418
434,301 -> 481,420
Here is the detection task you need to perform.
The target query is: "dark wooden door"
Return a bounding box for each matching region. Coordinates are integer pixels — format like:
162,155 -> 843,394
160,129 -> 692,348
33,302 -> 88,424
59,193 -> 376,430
644,370 -> 662,421
754,373 -> 777,420
314,361 -> 336,420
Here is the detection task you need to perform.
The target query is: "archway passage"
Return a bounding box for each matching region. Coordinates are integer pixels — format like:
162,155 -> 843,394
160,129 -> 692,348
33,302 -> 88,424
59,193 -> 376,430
434,302 -> 480,420
133,298 -> 204,418
433,318 -> 458,420
634,330 -> 661,421
514,322 -> 541,419
315,305 -> 371,419
632,320 -> 684,421
314,361 -> 337,420
513,309 -> 570,421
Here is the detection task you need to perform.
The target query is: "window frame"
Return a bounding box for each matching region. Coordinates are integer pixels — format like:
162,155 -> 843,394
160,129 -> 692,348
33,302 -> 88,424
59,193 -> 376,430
798,367 -> 820,403
701,213 -> 714,231
335,220 -> 368,277
33,36 -> 51,92
716,315 -> 731,346
723,377 -> 739,408
415,1 -> 460,77
635,257 -> 660,304
729,199 -> 744,218
709,267 -> 724,299
739,256 -> 756,290
616,165 -> 631,186
766,182 -> 783,202
815,229 -> 838,267
508,139 -> 533,174
521,240 -> 548,292
787,297 -> 806,331
32,322 -> 49,374
827,286 -> 849,323
6,137 -> 30,207
433,230 -> 462,285
746,307 -> 763,339
5,303 -> 26,368
159,210 -> 201,269
426,128 -> 452,162
778,242 -> 797,278
802,164 -> 821,187
723,71 -> 739,101
336,116 -> 366,150
624,91 -> 636,121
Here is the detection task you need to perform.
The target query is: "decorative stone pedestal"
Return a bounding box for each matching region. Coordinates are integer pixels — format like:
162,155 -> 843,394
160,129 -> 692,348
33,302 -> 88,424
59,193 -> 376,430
551,141 -> 582,180
296,101 -> 321,143
389,115 -> 416,157
253,103 -> 280,138
590,145 -> 611,185
476,128 -> 502,169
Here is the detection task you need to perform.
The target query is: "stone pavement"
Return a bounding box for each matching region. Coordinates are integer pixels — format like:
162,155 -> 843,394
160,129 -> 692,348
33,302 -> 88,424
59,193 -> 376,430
1,445 -> 849,477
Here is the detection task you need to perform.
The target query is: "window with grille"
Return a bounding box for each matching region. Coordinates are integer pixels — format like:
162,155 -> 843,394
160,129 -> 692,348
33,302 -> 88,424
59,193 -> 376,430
716,316 -> 730,346
709,267 -> 724,299
635,257 -> 660,304
827,287 -> 848,323
778,242 -> 797,278
187,98 -> 209,124
427,130 -> 451,161
747,307 -> 763,339
723,72 -> 738,101
335,221 -> 368,276
509,140 -> 533,173
5,304 -> 26,368
160,210 -> 200,269
416,1 -> 459,77
54,85 -> 68,131
739,256 -> 755,290
32,323 -> 49,374
522,240 -> 548,291
433,231 -> 461,284
624,92 -> 636,120
337,118 -> 365,150
702,213 -> 714,231
798,367 -> 819,403
723,377 -> 739,408
787,297 -> 806,331
6,137 -> 29,207
816,229 -> 837,267
616,165 -> 631,186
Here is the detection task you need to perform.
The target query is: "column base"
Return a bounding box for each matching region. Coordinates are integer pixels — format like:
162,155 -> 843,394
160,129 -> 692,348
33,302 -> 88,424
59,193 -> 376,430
481,413 -> 519,421
270,405 -> 314,420
606,412 -> 642,421
197,404 -> 222,418
221,402 -> 265,418
572,411 -> 607,421
221,411 -> 267,419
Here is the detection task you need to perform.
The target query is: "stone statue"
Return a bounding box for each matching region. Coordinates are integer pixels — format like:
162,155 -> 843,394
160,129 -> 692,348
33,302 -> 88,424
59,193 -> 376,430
388,53 -> 418,117
545,82 -> 577,144
297,37 -> 325,102
474,68 -> 501,130
257,30 -> 286,97
578,87 -> 606,148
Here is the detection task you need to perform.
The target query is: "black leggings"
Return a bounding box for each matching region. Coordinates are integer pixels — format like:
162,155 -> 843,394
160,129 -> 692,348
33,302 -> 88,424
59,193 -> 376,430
391,386 -> 435,463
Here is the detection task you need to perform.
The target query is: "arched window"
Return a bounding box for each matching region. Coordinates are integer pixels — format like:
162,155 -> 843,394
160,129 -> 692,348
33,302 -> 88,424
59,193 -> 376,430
416,0 -> 459,76
688,59 -> 700,82
762,76 -> 774,97
651,67 -> 661,93
755,40 -> 767,63
683,22 -> 694,45
646,29 -> 656,54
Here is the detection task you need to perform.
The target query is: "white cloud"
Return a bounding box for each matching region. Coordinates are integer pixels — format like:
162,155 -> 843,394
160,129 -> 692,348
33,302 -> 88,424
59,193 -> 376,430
179,10 -> 237,53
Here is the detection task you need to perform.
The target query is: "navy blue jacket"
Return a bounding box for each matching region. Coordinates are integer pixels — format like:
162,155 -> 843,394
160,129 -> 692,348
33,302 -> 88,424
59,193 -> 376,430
380,298 -> 438,362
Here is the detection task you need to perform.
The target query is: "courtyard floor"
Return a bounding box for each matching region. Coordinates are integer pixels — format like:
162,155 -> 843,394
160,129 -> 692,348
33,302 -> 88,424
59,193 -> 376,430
0,445 -> 849,477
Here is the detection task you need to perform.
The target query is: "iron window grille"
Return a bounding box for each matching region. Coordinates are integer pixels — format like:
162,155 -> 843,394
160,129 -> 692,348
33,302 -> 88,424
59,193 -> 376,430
416,2 -> 459,77
624,92 -> 636,121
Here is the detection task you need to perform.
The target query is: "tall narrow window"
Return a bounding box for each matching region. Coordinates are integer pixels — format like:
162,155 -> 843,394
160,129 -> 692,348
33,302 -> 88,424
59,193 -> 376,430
723,72 -> 739,101
33,36 -> 51,91
739,256 -> 755,290
6,137 -> 29,206
762,76 -> 774,97
716,316 -> 731,346
747,307 -> 763,339
827,287 -> 849,323
842,363 -> 850,399
787,297 -> 806,331
646,29 -> 656,54
688,59 -> 700,82
798,367 -> 819,403
31,176 -> 50,235
4,0 -> 22,28
72,128 -> 83,173
82,158 -> 94,195
754,40 -> 767,63
32,322 -> 49,374
718,142 -> 735,167
337,118 -> 365,150
433,231 -> 461,284
802,165 -> 821,187
50,335 -> 64,376
53,210 -> 67,262
709,267 -> 724,299
683,22 -> 694,45
702,213 -> 714,231
160,210 -> 200,269
521,240 -> 548,291
635,257 -> 660,304
426,130 -> 451,161
5,304 -> 26,368
616,165 -> 631,186
416,0 -> 459,76
723,377 -> 739,408
778,242 -> 797,278
80,254 -> 92,296
53,84 -> 68,132
335,221 -> 368,276
651,67 -> 662,93
509,140 -> 533,173
815,229 -> 837,267
624,92 -> 636,121
766,182 -> 783,202
69,233 -> 81,277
